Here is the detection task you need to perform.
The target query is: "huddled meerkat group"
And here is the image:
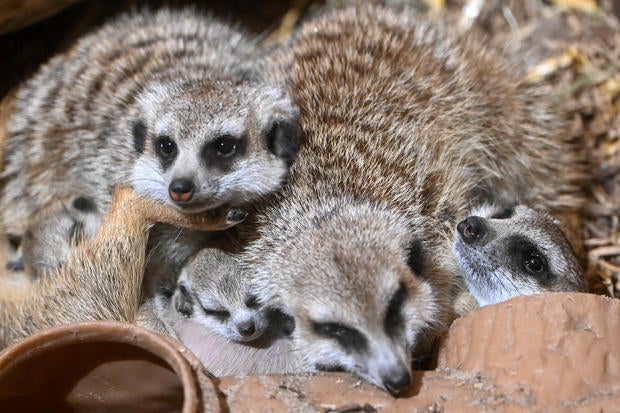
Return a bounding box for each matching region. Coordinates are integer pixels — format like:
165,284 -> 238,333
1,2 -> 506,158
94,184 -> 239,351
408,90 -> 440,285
0,3 -> 588,396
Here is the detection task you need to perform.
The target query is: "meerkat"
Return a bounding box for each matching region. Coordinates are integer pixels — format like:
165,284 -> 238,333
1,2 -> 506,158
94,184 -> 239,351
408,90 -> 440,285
18,196 -> 102,277
0,186 -> 246,349
233,4 -> 587,396
0,8 -> 301,275
136,247 -> 304,376
170,248 -> 269,342
452,203 -> 586,308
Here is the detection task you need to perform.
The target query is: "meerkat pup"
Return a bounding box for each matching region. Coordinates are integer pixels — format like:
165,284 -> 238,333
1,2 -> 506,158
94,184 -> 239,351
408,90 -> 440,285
235,4 -> 586,396
0,8 -> 301,275
0,186 -> 245,349
137,247 -> 304,376
171,248 -> 268,342
19,196 -> 102,277
453,204 -> 586,307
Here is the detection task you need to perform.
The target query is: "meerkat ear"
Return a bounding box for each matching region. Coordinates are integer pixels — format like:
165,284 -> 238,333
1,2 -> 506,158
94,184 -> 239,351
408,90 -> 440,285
173,281 -> 194,317
266,119 -> 303,165
256,87 -> 303,165
406,239 -> 426,278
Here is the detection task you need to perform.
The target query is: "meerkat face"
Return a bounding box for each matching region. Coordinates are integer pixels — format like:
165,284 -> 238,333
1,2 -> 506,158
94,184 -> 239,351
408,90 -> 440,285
130,80 -> 302,213
453,204 -> 585,307
173,248 -> 268,343
252,200 -> 439,396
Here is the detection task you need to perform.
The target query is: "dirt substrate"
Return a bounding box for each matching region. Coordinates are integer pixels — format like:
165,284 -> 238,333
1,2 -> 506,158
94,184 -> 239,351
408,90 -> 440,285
214,293 -> 619,412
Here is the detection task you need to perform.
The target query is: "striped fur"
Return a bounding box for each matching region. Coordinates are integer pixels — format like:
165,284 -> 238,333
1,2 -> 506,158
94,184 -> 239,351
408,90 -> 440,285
239,4 -> 588,394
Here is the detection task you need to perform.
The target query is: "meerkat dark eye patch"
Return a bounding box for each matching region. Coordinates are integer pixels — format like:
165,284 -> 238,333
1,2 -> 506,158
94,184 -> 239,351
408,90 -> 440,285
72,196 -> 97,213
384,283 -> 407,337
312,321 -> 368,353
200,306 -> 231,320
491,206 -> 515,219
406,239 -> 426,278
507,236 -> 552,286
202,135 -> 246,171
154,135 -> 177,170
132,120 -> 147,154
244,294 -> 260,309
174,283 -> 194,317
266,120 -> 302,165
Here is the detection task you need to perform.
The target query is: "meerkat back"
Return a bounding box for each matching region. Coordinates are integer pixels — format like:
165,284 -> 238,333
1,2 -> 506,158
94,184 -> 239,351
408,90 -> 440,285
0,8 -> 301,238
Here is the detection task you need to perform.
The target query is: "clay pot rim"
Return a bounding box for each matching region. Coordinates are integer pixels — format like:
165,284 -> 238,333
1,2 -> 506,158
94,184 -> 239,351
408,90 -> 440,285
0,321 -> 202,413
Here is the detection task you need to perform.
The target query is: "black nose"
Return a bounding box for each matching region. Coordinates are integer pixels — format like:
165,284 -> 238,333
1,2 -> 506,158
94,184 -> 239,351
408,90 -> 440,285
456,216 -> 486,244
382,368 -> 412,397
237,320 -> 256,337
169,178 -> 194,203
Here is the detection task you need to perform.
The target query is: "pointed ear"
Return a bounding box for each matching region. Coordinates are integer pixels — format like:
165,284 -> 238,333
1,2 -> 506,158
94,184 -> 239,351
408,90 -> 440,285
173,280 -> 194,317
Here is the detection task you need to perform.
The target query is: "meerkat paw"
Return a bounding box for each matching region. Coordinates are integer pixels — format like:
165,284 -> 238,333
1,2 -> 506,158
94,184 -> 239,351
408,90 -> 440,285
110,185 -> 247,230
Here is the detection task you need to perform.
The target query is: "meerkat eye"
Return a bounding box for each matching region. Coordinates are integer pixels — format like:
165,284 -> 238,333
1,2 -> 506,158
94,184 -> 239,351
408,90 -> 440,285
155,135 -> 177,157
312,321 -> 368,353
523,250 -> 547,274
201,306 -> 230,319
384,283 -> 407,337
212,135 -> 238,157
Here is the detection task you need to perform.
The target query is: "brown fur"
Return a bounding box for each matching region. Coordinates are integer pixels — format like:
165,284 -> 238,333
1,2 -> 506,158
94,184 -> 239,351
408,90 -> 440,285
239,4 -> 587,393
0,186 -> 241,349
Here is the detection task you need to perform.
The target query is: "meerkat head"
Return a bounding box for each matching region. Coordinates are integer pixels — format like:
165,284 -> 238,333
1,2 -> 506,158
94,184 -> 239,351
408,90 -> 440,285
251,198 -> 439,396
172,248 -> 268,343
130,80 -> 302,213
453,204 -> 586,307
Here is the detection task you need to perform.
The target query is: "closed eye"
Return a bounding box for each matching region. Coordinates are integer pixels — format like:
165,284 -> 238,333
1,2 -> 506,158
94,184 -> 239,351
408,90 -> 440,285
200,306 -> 230,319
311,321 -> 368,353
384,282 -> 407,337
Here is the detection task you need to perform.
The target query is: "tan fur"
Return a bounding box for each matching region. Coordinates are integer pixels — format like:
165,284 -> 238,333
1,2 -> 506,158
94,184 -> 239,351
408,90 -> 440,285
0,8 -> 300,281
0,186 -> 241,349
238,4 -> 587,394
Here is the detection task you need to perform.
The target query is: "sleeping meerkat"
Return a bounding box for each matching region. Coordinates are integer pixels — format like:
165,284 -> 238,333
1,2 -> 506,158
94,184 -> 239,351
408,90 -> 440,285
235,4 -> 586,396
136,247 -> 303,376
0,186 -> 246,349
170,248 -> 269,343
453,204 -> 586,307
0,8 -> 301,275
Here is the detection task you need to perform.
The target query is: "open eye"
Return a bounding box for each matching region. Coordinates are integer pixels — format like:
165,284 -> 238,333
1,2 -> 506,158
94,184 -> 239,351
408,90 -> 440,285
156,135 -> 177,157
523,250 -> 547,274
312,321 -> 368,353
212,135 -> 238,157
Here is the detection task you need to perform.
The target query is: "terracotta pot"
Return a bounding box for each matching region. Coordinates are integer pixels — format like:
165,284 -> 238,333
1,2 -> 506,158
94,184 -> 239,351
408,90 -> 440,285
0,321 -> 221,413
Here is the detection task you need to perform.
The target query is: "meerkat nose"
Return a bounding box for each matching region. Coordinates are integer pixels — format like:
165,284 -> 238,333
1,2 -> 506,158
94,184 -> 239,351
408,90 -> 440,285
169,178 -> 195,203
237,320 -> 256,337
382,367 -> 412,397
457,216 -> 486,244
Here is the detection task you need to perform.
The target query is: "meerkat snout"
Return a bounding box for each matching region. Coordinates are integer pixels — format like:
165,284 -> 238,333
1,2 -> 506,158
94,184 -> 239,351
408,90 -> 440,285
382,366 -> 412,397
453,204 -> 586,307
456,216 -> 487,245
168,177 -> 195,204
